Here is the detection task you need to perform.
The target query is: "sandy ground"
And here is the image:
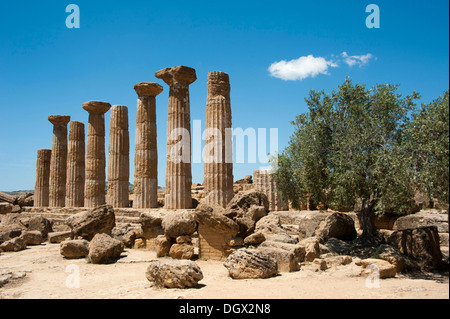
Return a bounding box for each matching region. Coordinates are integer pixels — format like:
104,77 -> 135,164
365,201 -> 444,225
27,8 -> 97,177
0,243 -> 448,299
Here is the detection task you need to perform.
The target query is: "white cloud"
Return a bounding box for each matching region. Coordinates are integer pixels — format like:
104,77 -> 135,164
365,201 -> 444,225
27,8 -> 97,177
341,52 -> 374,67
268,55 -> 338,81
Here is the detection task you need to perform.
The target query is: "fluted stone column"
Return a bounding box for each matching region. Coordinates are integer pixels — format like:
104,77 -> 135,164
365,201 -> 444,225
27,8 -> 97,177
254,169 -> 288,211
66,121 -> 85,208
155,66 -> 196,209
83,101 -> 111,208
133,83 -> 163,208
107,105 -> 130,208
48,115 -> 70,207
203,71 -> 234,208
34,149 -> 52,207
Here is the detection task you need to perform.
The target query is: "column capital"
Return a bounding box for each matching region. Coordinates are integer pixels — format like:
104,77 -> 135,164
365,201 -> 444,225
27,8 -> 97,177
155,65 -> 197,86
82,101 -> 111,114
134,82 -> 163,97
48,115 -> 71,126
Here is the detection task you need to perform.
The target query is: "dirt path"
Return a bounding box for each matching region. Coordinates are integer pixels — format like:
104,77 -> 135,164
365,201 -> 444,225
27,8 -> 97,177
0,243 -> 448,299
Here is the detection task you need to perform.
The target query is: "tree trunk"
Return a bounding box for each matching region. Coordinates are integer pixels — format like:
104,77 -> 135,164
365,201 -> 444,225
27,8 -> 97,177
359,198 -> 377,237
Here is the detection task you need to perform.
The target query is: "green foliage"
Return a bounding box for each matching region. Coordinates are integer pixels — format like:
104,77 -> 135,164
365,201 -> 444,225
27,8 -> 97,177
271,78 -> 430,234
405,90 -> 449,205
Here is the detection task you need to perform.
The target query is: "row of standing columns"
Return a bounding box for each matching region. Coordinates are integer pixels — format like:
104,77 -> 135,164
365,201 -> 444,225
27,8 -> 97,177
34,66 -> 235,210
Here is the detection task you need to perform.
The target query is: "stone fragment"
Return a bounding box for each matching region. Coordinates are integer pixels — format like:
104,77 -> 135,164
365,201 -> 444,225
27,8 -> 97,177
65,205 -> 116,241
88,233 -> 124,264
155,235 -> 172,257
145,259 -> 203,288
60,239 -> 89,259
223,248 -> 278,279
21,230 -> 43,245
162,210 -> 197,239
360,258 -> 397,279
315,212 -> 357,242
169,243 -> 195,260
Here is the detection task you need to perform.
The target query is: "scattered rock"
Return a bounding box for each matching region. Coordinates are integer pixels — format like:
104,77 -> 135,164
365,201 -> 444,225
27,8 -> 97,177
0,225 -> 23,245
223,248 -> 278,279
21,230 -> 43,246
155,235 -> 172,257
139,211 -> 163,228
300,237 -> 321,262
162,210 -> 197,239
388,226 -> 443,271
27,216 -> 53,239
323,255 -> 353,268
134,238 -> 146,249
88,233 -> 124,264
0,202 -> 13,215
48,231 -> 73,243
228,237 -> 244,247
60,239 -> 90,259
315,213 -> 357,242
66,205 -> 116,241
176,235 -> 192,244
0,237 -> 27,252
169,243 -> 195,260
244,232 -> 266,245
360,258 -> 397,279
145,259 -> 203,288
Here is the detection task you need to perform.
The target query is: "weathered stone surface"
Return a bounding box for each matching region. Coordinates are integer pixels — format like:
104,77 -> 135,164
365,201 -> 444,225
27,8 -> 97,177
107,105 -> 130,208
145,259 -> 203,288
323,255 -> 353,268
258,241 -> 305,272
133,83 -> 163,209
315,213 -> 357,242
300,237 -> 321,262
155,235 -> 172,257
88,233 -> 124,264
48,231 -> 73,243
60,239 -> 89,259
253,170 -> 288,211
169,243 -> 195,260
0,225 -> 23,245
176,235 -> 192,244
228,237 -> 244,247
360,258 -> 397,279
223,248 -> 278,279
254,214 -> 296,244
226,190 -> 269,218
0,191 -> 17,204
112,224 -> 143,248
244,232 -> 266,245
0,237 -> 26,252
139,211 -> 163,228
34,149 -> 52,207
66,121 -> 85,208
393,210 -> 448,233
156,66 -> 196,209
0,202 -> 13,215
65,205 -> 116,241
162,210 -> 197,239
21,230 -> 43,245
83,101 -> 111,208
203,71 -> 234,208
388,226 -> 443,271
48,115 -> 70,208
134,238 -> 146,249
324,238 -> 352,255
27,216 -> 53,239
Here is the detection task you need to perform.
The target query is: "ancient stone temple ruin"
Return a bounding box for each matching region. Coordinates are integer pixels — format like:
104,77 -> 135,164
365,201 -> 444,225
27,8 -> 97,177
65,121 -> 85,208
253,169 -> 288,211
202,71 -> 234,208
83,101 -> 111,208
155,66 -> 196,210
34,149 -> 51,207
133,82 -> 163,209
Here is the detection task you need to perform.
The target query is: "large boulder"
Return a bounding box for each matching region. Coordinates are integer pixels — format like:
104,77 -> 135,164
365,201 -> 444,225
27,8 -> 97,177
48,231 -> 73,244
0,237 -> 26,252
60,239 -> 90,259
360,258 -> 397,279
112,224 -> 143,248
388,226 -> 443,271
145,259 -> 203,288
21,230 -> 43,245
0,202 -> 13,215
161,210 -> 197,239
195,204 -> 239,236
27,216 -> 53,239
223,248 -> 278,279
393,210 -> 448,233
169,243 -> 195,260
155,235 -> 172,257
315,213 -> 357,242
139,211 -> 164,228
254,214 -> 297,244
258,241 -> 305,272
65,205 -> 116,241
299,237 -> 321,262
0,225 -> 23,245
88,233 -> 124,264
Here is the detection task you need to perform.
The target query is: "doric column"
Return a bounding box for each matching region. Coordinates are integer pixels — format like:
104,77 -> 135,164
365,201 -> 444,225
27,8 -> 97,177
82,101 -> 111,208
107,105 -> 130,208
48,115 -> 70,207
34,149 -> 52,207
155,66 -> 196,209
133,83 -> 163,208
253,169 -> 288,211
203,71 -> 234,208
65,121 -> 85,208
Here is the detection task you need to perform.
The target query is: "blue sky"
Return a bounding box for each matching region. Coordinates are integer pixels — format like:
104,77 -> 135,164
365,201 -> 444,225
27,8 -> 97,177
0,0 -> 448,191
